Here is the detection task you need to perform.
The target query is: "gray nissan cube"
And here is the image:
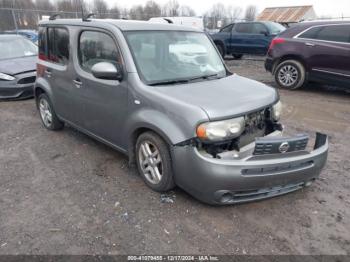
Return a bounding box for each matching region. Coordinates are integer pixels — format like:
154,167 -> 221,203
35,18 -> 328,205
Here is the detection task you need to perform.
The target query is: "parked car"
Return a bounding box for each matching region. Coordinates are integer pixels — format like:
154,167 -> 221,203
35,19 -> 328,205
210,21 -> 285,59
265,21 -> 350,89
0,35 -> 37,100
4,30 -> 38,44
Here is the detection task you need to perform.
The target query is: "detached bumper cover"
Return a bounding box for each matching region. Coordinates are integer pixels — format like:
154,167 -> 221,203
172,133 -> 328,205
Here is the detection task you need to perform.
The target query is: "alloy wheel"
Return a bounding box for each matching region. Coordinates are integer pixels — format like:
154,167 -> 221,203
39,98 -> 53,127
138,140 -> 163,184
278,65 -> 299,87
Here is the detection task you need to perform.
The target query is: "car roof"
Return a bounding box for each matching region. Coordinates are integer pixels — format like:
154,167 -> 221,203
39,19 -> 202,32
280,20 -> 350,37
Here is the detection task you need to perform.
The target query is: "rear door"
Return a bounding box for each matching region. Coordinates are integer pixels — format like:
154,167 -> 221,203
74,28 -> 128,148
297,24 -> 350,87
231,23 -> 270,54
43,26 -> 83,124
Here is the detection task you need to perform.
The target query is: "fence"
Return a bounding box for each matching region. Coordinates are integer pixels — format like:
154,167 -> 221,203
1,7 -> 349,32
0,7 -> 245,32
0,7 -> 126,31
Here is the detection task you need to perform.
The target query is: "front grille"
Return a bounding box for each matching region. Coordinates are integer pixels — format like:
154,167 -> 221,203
17,76 -> 36,85
231,182 -> 305,202
242,160 -> 314,175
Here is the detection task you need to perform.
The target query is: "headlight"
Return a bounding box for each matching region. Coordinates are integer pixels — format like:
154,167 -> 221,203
0,73 -> 15,81
272,101 -> 282,121
196,117 -> 245,141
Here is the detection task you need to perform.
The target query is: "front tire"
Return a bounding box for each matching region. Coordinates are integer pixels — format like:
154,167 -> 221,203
37,93 -> 64,130
233,54 -> 243,59
274,60 -> 306,90
135,132 -> 175,192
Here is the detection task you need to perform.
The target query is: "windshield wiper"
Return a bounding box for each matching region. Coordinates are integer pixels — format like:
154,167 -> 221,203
148,79 -> 190,86
187,73 -> 220,82
148,74 -> 221,86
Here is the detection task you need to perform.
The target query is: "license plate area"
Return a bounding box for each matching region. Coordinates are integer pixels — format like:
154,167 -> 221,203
253,134 -> 309,155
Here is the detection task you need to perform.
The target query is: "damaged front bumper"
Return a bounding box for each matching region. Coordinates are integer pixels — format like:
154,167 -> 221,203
171,132 -> 328,205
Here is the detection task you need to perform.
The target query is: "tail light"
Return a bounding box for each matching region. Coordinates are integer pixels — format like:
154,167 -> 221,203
268,38 -> 285,52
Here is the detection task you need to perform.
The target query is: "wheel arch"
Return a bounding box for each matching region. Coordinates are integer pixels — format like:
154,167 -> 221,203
273,54 -> 308,74
128,125 -> 174,165
34,78 -> 54,107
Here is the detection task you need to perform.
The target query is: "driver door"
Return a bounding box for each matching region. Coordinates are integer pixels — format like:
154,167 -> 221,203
74,29 -> 128,148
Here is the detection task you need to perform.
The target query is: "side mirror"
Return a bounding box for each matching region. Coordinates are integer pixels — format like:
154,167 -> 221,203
91,62 -> 123,81
260,31 -> 269,36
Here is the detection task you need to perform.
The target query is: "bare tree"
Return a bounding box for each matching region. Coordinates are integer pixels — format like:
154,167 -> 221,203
36,0 -> 54,10
203,3 -> 227,29
162,0 -> 179,16
129,4 -> 144,20
178,5 -> 195,17
93,0 -> 108,18
109,5 -> 121,19
244,5 -> 257,21
143,0 -> 161,19
227,5 -> 242,22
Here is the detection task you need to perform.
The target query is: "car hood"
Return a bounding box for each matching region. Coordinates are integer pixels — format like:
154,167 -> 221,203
152,74 -> 278,120
0,56 -> 37,75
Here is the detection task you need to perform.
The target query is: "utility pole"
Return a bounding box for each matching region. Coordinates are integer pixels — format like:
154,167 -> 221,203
12,0 -> 18,32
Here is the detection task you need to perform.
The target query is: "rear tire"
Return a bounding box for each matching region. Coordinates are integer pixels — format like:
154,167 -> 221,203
233,54 -> 243,59
274,60 -> 306,90
135,131 -> 175,192
37,93 -> 64,130
216,43 -> 225,58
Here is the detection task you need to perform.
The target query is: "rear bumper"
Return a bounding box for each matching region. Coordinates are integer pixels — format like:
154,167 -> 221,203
172,133 -> 328,205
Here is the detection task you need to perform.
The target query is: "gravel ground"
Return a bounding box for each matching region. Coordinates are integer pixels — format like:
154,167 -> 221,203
0,57 -> 350,255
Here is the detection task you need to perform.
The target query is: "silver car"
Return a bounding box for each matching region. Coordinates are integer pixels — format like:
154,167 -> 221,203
0,35 -> 37,100
34,19 -> 328,205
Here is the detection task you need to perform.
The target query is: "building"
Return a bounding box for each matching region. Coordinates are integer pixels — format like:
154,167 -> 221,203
257,5 -> 317,26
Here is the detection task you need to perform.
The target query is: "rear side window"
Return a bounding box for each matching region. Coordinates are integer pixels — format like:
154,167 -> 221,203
235,23 -> 253,34
299,25 -> 350,43
251,23 -> 268,34
38,27 -> 47,60
47,27 -> 69,64
79,31 -> 121,73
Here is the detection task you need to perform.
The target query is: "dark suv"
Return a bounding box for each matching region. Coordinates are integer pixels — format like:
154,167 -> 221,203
265,21 -> 350,89
211,21 -> 285,58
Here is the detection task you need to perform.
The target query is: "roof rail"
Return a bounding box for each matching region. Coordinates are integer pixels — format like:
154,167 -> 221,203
83,13 -> 95,22
49,13 -> 62,20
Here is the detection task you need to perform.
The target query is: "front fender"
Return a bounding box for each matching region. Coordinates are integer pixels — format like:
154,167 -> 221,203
125,108 -> 191,147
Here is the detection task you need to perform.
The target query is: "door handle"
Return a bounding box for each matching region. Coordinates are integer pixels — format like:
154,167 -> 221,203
305,42 -> 315,47
73,79 -> 82,88
45,69 -> 52,78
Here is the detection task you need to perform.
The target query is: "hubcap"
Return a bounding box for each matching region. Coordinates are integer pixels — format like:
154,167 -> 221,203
278,65 -> 298,86
138,141 -> 163,184
39,98 -> 53,127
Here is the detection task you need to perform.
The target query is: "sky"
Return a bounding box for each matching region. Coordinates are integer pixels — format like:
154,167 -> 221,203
101,0 -> 350,18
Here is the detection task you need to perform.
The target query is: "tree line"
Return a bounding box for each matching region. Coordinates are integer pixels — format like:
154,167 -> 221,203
0,0 -> 257,30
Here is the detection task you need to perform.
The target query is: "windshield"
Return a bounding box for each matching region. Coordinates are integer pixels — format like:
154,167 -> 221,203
0,36 -> 37,60
125,31 -> 227,85
265,22 -> 286,35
